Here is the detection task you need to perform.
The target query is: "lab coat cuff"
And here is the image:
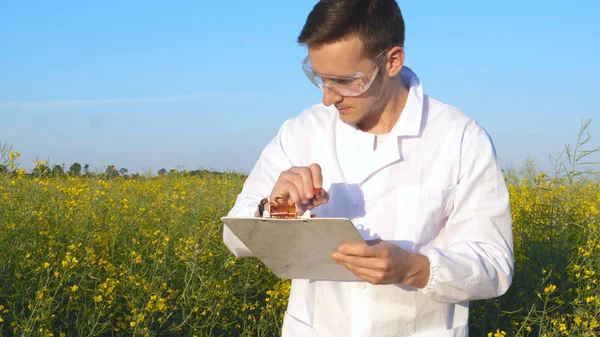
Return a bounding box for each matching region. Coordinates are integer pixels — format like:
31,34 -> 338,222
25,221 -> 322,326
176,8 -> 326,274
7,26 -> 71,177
418,248 -> 440,296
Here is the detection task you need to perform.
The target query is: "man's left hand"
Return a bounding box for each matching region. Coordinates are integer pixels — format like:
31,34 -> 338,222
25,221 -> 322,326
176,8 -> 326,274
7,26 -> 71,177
332,239 -> 431,288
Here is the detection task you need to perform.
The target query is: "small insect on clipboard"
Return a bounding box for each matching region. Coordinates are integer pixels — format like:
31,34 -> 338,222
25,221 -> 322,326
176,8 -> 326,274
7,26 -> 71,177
220,191 -> 365,281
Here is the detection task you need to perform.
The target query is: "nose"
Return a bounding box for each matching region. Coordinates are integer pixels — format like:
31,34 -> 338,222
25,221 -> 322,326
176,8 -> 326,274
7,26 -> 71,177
322,87 -> 343,107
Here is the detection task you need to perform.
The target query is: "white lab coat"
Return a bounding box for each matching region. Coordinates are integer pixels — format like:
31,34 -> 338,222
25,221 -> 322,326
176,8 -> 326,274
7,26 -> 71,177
223,67 -> 514,337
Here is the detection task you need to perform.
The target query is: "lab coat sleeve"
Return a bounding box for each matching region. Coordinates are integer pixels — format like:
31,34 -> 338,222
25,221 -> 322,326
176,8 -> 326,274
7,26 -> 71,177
222,119 -> 295,258
418,119 -> 514,303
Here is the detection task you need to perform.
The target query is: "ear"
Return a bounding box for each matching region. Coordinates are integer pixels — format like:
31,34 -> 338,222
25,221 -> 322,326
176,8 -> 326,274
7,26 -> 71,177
386,46 -> 405,77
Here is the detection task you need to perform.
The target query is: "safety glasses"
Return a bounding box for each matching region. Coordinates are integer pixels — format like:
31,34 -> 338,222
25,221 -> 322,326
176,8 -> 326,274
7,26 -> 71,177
301,48 -> 389,97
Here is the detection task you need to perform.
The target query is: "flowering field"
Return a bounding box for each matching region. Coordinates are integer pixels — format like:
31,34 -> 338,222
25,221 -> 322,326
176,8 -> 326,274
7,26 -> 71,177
0,123 -> 599,337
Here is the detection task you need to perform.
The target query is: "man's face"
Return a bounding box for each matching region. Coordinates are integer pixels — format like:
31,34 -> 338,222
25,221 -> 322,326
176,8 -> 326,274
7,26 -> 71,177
306,35 -> 389,127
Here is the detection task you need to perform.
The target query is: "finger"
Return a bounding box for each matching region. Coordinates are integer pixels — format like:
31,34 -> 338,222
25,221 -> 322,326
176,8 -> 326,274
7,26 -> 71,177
332,252 -> 384,270
276,171 -> 304,204
311,188 -> 329,207
305,188 -> 328,210
337,243 -> 381,258
288,171 -> 310,204
308,163 -> 323,189
289,167 -> 314,202
270,172 -> 292,201
270,179 -> 300,206
285,182 -> 300,205
337,262 -> 388,284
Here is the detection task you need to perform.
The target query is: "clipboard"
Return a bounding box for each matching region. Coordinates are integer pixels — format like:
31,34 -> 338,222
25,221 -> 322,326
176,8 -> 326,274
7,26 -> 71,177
220,216 -> 365,281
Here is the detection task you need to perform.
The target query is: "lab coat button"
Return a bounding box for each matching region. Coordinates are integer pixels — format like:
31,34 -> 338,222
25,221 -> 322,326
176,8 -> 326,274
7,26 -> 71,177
358,282 -> 367,290
364,201 -> 373,212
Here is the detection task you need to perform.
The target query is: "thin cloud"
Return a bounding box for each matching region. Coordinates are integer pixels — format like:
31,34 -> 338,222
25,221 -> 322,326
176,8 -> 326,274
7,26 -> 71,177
0,92 -> 261,111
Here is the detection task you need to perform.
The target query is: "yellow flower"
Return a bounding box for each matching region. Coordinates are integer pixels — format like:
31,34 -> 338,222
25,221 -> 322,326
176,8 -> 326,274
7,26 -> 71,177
559,323 -> 566,331
544,284 -> 557,294
488,330 -> 507,337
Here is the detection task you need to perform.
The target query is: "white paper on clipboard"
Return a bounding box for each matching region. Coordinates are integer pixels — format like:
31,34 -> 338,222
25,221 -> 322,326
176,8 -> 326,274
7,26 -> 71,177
220,216 -> 365,281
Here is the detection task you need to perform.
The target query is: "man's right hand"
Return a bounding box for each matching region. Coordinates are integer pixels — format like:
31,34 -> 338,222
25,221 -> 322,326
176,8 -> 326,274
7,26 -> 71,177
269,163 -> 329,214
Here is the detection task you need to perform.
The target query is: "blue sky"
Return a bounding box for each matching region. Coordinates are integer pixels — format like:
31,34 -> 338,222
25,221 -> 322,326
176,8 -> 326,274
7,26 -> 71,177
1,0 -> 599,175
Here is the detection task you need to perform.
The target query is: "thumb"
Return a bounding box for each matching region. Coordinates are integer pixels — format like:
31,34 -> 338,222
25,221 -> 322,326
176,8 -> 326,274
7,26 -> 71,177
310,188 -> 329,208
296,189 -> 329,215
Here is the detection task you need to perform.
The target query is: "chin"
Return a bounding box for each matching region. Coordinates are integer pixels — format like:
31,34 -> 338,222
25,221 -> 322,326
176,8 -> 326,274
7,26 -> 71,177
339,112 -> 362,127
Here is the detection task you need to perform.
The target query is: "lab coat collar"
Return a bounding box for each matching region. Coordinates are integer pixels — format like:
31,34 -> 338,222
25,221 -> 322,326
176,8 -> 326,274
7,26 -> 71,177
389,66 -> 424,138
335,66 -> 425,184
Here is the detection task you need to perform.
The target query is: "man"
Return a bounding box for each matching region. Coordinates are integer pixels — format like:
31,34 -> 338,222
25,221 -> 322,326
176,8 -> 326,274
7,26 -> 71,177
223,0 -> 514,336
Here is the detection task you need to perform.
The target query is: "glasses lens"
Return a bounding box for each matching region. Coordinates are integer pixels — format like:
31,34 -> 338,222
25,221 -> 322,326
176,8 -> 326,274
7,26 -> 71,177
301,56 -> 379,97
327,77 -> 367,96
302,58 -> 322,89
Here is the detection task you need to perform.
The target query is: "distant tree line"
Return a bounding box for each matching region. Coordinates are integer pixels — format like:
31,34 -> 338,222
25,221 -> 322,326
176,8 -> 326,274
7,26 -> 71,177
0,161 -> 247,180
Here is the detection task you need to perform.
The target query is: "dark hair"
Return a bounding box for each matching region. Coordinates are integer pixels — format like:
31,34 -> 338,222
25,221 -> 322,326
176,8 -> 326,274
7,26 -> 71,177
297,0 -> 405,59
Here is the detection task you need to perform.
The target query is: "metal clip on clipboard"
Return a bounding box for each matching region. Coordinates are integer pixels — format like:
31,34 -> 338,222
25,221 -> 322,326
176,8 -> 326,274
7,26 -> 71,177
265,188 -> 321,219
